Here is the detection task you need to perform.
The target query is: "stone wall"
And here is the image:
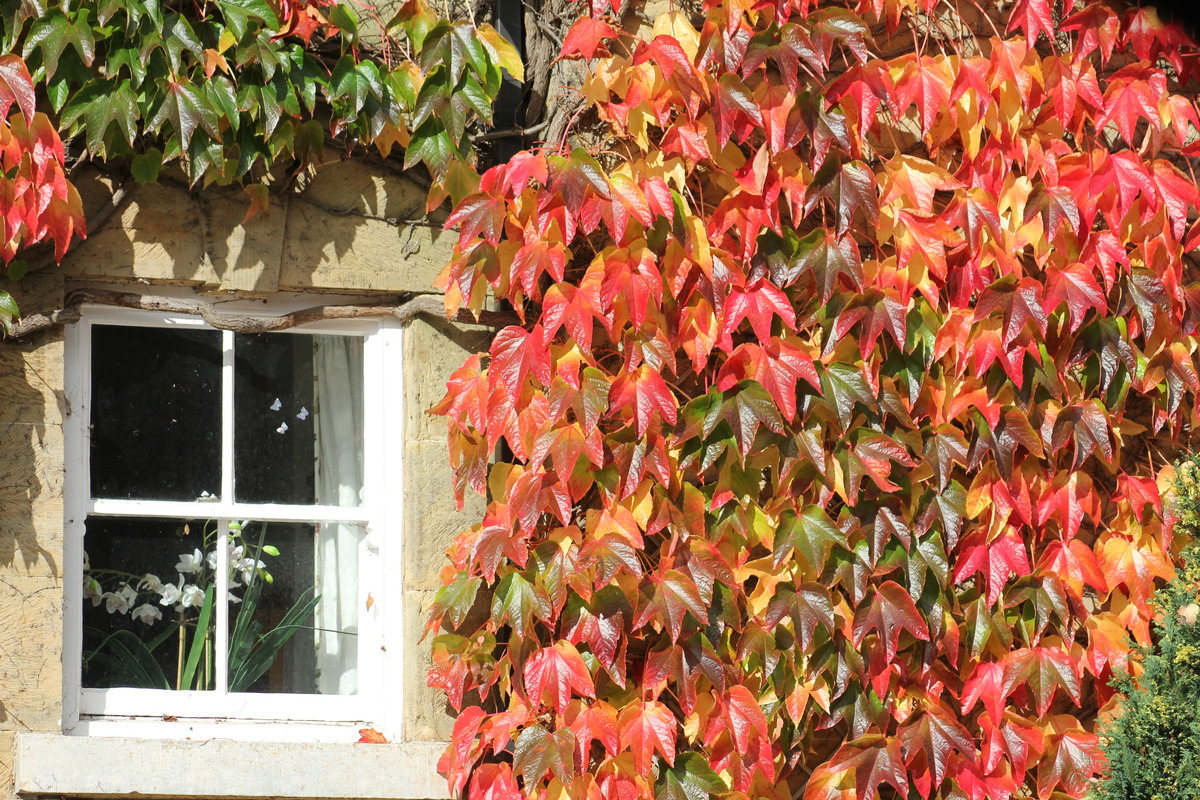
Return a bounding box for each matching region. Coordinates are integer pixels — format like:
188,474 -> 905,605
0,159 -> 483,798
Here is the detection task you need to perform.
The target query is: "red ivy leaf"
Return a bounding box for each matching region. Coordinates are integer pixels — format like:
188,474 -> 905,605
523,641 -> 596,713
851,580 -> 930,662
560,17 -> 619,60
617,700 -> 677,773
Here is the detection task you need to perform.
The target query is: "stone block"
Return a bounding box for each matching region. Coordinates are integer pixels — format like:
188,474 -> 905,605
7,273 -> 64,318
404,316 -> 491,444
0,422 -> 62,500
403,590 -> 455,743
0,336 -> 64,426
198,190 -> 286,296
301,160 -> 428,222
15,733 -> 451,798
279,201 -> 455,295
60,183 -> 212,286
403,441 -> 483,592
0,576 -> 63,732
0,487 -> 62,580
0,732 -> 13,800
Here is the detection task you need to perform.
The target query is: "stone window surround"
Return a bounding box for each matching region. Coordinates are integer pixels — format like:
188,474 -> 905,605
5,286 -> 471,800
14,734 -> 451,799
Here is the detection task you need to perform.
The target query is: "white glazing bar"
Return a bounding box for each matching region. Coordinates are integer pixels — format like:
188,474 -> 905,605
61,318 -> 91,730
215,519 -> 230,694
88,498 -> 372,523
222,330 -> 235,503
216,331 -> 235,693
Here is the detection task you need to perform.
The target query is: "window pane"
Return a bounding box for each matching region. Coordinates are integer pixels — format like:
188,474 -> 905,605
82,516 -> 217,690
228,520 -> 360,695
234,333 -> 364,506
90,326 -> 222,501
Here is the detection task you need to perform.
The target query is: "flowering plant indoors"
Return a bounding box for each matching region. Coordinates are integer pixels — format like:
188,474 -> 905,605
82,520 -> 320,692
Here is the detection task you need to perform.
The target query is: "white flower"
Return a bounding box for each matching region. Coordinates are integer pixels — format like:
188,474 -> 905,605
296,407 -> 309,420
131,603 -> 162,625
104,591 -> 131,615
139,573 -> 164,593
83,577 -> 103,606
276,421 -> 288,434
120,583 -> 138,606
206,549 -> 218,570
179,584 -> 205,608
229,593 -> 242,605
158,582 -> 182,606
82,550 -> 91,571
176,548 -> 204,574
236,557 -> 265,584
270,397 -> 282,411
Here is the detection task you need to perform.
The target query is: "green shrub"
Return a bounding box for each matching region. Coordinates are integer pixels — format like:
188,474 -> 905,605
1095,458 -> 1200,800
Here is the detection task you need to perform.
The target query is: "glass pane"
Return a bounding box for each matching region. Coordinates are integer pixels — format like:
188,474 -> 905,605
234,333 -> 364,506
82,516 -> 218,690
228,520 -> 360,695
90,326 -> 222,501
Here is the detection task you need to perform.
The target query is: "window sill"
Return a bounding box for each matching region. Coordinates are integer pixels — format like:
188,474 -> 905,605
14,733 -> 451,799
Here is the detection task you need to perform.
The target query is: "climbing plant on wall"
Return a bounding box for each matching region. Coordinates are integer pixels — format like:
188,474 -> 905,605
0,0 -> 520,293
427,1 -> 1200,799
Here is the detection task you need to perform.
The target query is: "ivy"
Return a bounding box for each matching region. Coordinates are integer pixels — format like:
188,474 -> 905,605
429,1 -> 1200,799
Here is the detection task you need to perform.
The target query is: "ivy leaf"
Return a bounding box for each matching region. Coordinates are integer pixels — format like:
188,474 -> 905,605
722,380 -> 785,457
23,10 -> 96,81
82,83 -> 140,155
560,17 -> 618,60
130,148 -> 164,184
820,362 -> 875,430
793,230 -> 864,302
523,641 -> 596,713
1037,731 -> 1102,797
149,79 -> 220,152
898,705 -> 976,788
851,580 -> 930,662
492,572 -> 552,639
218,0 -> 281,31
404,118 -> 458,174
764,582 -> 836,649
1002,645 -> 1082,717
478,23 -> 524,80
953,527 -> 1033,606
618,700 -> 677,773
0,54 -> 36,121
610,365 -> 678,438
512,725 -> 576,785
489,325 -> 552,397
904,531 -> 949,599
635,569 -> 709,642
772,505 -> 848,571
1006,0 -> 1055,46
720,278 -> 797,349
656,753 -> 728,800
432,570 -> 481,629
813,737 -> 908,800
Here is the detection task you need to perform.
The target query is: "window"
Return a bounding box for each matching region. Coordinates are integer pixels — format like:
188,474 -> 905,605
62,296 -> 404,740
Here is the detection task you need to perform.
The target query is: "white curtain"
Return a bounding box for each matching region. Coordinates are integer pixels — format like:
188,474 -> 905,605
313,336 -> 363,695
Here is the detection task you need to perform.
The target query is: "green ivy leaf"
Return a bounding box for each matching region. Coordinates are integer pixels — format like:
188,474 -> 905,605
655,753 -> 729,800
218,0 -> 281,32
130,148 -> 164,184
404,117 -> 456,174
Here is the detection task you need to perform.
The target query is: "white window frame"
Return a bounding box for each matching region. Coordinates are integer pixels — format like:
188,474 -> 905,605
61,292 -> 406,742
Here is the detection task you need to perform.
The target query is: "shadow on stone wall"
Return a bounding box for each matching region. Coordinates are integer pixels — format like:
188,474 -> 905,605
60,160 -> 454,298
0,274 -> 67,731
